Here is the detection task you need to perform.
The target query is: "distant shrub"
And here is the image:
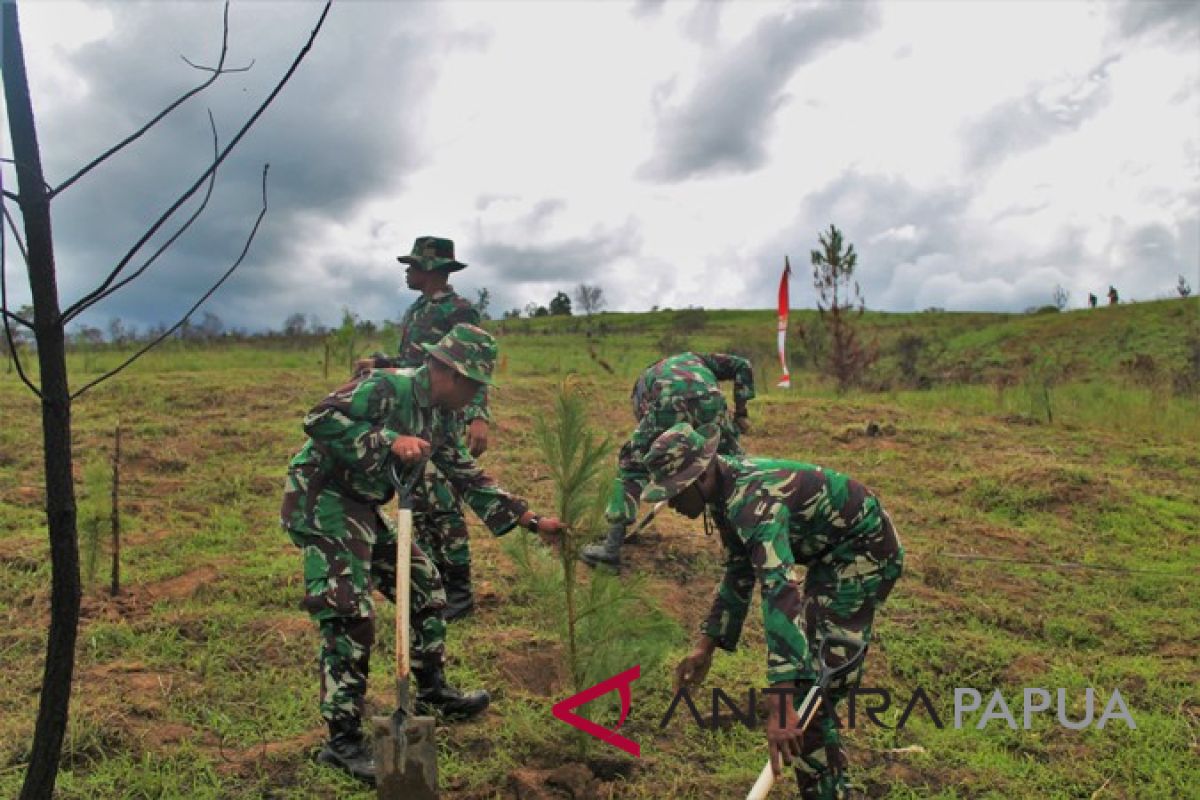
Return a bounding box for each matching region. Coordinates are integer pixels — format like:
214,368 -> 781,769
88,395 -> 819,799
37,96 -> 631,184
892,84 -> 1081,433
1172,334 -> 1200,396
893,333 -> 944,389
1022,348 -> 1062,424
1120,353 -> 1159,385
673,307 -> 708,333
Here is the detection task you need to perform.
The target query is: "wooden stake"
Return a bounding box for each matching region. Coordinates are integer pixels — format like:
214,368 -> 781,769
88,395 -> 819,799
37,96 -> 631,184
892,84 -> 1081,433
110,420 -> 121,596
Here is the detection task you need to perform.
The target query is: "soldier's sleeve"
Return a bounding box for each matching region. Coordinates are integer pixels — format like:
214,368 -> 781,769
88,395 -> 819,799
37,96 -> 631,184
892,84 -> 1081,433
701,353 -> 756,413
700,531 -> 756,652
462,384 -> 490,424
727,495 -> 810,685
431,423 -> 527,533
371,354 -> 402,369
451,301 -> 491,424
302,373 -> 401,477
619,407 -> 666,489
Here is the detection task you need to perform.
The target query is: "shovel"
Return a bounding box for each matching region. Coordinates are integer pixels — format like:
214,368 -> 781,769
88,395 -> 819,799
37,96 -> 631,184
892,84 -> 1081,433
624,500 -> 667,542
372,462 -> 438,799
745,635 -> 868,800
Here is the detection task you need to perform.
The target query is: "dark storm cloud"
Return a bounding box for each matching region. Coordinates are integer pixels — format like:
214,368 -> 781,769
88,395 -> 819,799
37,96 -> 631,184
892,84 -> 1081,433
1118,213 -> 1200,295
631,0 -> 667,21
1112,0 -> 1200,46
638,2 -> 879,182
749,170 -> 1034,312
455,199 -> 641,315
473,222 -> 640,285
754,170 -> 1198,312
10,1 -> 461,332
962,57 -> 1116,171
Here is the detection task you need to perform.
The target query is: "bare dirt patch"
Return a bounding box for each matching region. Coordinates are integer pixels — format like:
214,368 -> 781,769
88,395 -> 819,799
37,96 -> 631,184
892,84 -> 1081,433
496,636 -> 566,697
508,762 -> 611,800
141,566 -> 219,601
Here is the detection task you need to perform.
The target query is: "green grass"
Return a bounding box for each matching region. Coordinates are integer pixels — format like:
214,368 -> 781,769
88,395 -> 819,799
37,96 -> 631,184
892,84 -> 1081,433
1,300 -> 1197,797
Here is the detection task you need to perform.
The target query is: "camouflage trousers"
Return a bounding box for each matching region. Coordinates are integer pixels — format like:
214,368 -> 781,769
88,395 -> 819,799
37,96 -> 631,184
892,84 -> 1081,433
286,501 -> 447,730
791,511 -> 904,800
413,461 -> 472,571
605,395 -> 743,526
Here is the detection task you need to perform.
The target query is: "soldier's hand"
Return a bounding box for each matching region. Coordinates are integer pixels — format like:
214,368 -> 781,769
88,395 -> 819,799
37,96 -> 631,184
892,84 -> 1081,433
353,357 -> 375,376
390,435 -> 431,463
467,419 -> 489,457
535,516 -> 566,549
674,643 -> 715,691
766,688 -> 805,777
735,415 -> 751,435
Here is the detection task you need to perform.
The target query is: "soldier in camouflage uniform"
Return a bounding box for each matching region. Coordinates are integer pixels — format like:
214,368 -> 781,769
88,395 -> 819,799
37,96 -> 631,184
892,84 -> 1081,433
362,236 -> 490,621
645,423 -> 903,800
580,352 -> 756,568
284,323 -> 564,784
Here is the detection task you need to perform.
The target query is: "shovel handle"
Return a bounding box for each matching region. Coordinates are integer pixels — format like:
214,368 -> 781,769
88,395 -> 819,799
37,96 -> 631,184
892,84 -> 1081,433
746,761 -> 775,800
745,636 -> 868,800
396,505 -> 412,681
626,500 -> 667,539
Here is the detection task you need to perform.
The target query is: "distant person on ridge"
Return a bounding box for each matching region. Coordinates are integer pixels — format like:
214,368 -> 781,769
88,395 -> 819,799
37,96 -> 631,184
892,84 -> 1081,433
1088,292 -> 1098,308
359,236 -> 489,621
1107,285 -> 1119,305
580,352 -> 755,569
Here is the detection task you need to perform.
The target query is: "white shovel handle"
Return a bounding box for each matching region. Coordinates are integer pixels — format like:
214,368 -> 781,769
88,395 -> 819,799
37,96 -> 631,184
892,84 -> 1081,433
746,761 -> 775,800
395,505 -> 412,681
745,683 -> 823,799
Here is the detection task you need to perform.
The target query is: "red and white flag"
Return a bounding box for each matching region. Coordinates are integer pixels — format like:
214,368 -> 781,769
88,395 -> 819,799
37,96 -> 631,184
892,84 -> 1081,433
777,256 -> 791,389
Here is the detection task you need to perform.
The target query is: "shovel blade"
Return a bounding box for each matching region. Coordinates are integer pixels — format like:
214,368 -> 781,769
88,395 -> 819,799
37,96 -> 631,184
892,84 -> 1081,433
371,713 -> 438,799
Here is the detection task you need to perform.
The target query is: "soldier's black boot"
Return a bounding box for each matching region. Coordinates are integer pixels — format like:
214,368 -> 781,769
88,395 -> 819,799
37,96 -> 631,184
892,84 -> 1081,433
317,719 -> 376,785
442,564 -> 475,622
414,663 -> 491,721
580,522 -> 625,568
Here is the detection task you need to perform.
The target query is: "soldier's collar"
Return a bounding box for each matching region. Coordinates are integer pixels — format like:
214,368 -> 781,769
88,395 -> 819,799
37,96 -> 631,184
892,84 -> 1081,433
411,365 -> 433,407
429,285 -> 454,301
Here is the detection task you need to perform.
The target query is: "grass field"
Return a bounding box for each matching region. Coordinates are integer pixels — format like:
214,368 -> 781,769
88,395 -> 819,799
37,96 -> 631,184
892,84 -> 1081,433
1,299 -> 1197,798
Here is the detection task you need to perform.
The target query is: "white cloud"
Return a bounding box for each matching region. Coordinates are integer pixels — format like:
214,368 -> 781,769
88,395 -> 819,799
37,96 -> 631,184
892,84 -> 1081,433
1,0 -> 1195,333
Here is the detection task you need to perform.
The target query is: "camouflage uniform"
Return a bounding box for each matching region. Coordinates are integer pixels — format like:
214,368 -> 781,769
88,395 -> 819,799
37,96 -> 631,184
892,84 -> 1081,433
644,425 -> 904,800
373,285 -> 488,573
282,348 -> 525,734
582,352 -> 755,568
607,352 -> 755,526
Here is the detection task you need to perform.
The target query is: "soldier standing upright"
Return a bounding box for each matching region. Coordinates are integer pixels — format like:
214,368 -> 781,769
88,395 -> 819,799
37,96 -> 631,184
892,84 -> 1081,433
647,423 -> 903,800
285,324 -> 564,784
363,236 -> 489,620
580,351 -> 755,569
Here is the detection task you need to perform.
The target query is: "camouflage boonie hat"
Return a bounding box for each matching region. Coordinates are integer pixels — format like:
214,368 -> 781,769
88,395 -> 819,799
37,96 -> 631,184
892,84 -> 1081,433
642,423 -> 720,502
421,323 -> 497,386
397,236 -> 467,273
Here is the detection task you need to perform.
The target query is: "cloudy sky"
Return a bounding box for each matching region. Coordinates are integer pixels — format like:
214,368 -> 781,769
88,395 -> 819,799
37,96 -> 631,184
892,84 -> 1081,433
2,0 -> 1197,334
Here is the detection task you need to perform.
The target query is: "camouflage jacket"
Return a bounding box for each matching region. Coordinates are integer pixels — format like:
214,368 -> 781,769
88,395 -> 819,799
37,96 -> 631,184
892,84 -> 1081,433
622,351 -> 755,472
702,455 -> 888,684
374,287 -> 489,422
281,366 -> 525,537
630,352 -> 755,421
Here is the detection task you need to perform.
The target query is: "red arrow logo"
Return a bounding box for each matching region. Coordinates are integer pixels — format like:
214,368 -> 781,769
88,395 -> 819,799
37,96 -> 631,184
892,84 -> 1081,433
551,665 -> 641,757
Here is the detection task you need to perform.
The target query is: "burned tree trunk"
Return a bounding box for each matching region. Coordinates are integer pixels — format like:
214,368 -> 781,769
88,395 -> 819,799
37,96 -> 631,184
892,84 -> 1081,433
2,6 -> 81,799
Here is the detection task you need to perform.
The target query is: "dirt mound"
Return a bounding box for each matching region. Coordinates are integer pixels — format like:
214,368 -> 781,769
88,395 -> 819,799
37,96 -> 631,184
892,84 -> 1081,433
509,763 -> 607,799
496,638 -> 565,697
